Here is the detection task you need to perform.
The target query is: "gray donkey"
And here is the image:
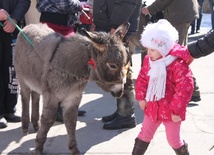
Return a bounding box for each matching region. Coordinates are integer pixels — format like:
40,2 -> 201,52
14,23 -> 130,155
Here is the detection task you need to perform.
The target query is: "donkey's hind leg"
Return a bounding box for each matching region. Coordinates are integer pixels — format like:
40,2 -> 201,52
35,93 -> 58,154
31,91 -> 40,132
62,94 -> 83,155
20,81 -> 31,135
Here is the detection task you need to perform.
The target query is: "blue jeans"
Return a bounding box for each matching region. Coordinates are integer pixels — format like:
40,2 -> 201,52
209,0 -> 214,29
198,0 -> 204,15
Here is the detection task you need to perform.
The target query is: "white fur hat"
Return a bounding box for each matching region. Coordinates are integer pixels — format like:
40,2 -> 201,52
140,19 -> 178,57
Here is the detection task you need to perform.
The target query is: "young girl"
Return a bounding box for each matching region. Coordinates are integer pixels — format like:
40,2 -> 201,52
132,19 -> 194,155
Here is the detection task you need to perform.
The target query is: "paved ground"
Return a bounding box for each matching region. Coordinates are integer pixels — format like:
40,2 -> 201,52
1,16 -> 214,155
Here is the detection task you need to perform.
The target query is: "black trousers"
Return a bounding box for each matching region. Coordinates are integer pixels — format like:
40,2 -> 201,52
0,30 -> 18,116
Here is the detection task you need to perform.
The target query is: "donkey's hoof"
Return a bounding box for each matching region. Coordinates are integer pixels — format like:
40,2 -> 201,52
22,129 -> 29,136
33,126 -> 39,132
70,148 -> 80,155
36,142 -> 44,155
35,149 -> 42,155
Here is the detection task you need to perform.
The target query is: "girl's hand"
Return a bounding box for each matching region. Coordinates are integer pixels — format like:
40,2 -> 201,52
0,9 -> 8,21
187,55 -> 194,65
3,19 -> 17,33
172,114 -> 181,122
139,100 -> 148,110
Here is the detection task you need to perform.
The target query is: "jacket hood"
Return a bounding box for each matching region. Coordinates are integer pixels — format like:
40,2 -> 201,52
169,43 -> 190,62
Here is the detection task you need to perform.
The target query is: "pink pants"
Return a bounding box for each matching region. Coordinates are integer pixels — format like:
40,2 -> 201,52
138,115 -> 184,149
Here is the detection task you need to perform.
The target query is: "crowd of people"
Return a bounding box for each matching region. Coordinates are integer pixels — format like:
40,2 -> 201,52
0,0 -> 214,154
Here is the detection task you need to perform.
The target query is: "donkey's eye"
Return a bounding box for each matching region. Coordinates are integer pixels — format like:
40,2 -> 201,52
107,63 -> 118,70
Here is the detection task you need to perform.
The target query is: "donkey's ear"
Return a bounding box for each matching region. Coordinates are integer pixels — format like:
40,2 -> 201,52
113,22 -> 130,40
82,29 -> 106,53
82,28 -> 97,40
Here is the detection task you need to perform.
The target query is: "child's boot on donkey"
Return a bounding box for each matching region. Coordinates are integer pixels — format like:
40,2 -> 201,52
132,138 -> 150,155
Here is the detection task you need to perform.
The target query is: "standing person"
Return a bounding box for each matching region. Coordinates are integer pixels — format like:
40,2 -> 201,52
141,0 -> 199,46
208,0 -> 214,29
0,0 -> 31,129
36,0 -> 86,122
190,0 -> 204,34
93,0 -> 142,130
132,19 -> 194,155
141,0 -> 201,102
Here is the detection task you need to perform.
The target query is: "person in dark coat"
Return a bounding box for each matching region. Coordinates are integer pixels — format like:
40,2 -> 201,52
0,0 -> 31,129
142,0 -> 199,46
188,29 -> 214,58
93,0 -> 142,130
190,0 -> 204,34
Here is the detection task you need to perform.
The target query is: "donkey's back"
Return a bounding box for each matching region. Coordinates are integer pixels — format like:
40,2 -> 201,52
14,24 -> 62,93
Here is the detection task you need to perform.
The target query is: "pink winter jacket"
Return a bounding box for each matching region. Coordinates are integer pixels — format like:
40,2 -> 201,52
135,44 -> 194,122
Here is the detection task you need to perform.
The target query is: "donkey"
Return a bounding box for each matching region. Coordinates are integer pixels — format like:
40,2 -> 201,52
14,23 -> 130,155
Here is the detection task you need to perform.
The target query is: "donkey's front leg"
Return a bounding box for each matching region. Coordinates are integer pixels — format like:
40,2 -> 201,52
62,95 -> 82,155
35,93 -> 58,155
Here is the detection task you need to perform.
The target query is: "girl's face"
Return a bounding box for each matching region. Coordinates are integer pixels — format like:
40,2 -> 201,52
147,48 -> 162,61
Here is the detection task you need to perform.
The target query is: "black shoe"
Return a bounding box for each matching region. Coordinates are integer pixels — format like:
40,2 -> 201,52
190,31 -> 195,35
190,96 -> 201,102
189,29 -> 195,35
0,116 -> 7,129
103,115 -> 136,130
78,110 -> 86,116
4,113 -> 21,122
102,112 -> 117,122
